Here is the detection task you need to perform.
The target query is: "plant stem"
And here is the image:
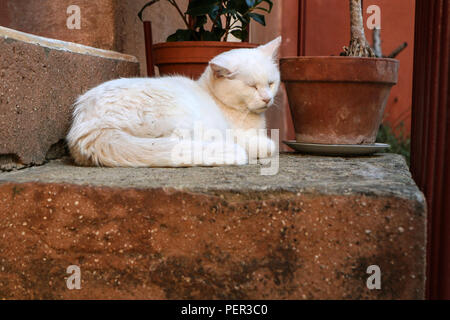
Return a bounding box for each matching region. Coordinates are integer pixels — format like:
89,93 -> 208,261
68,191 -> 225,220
373,28 -> 382,57
343,0 -> 375,57
350,0 -> 366,42
388,42 -> 408,58
211,0 -> 224,31
168,0 -> 198,40
223,15 -> 232,41
211,13 -> 221,31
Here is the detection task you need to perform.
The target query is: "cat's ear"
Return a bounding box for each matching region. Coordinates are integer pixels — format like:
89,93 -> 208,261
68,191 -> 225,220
209,59 -> 236,78
259,36 -> 282,60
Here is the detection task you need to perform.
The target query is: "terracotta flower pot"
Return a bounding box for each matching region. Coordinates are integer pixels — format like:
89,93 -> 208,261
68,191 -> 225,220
152,41 -> 257,79
280,56 -> 399,145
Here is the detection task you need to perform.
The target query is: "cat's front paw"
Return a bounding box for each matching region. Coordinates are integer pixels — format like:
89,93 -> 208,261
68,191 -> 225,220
247,136 -> 276,160
202,141 -> 248,166
221,143 -> 248,165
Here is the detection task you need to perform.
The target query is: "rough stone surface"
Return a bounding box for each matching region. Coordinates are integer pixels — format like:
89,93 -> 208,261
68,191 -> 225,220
0,26 -> 140,169
0,154 -> 426,299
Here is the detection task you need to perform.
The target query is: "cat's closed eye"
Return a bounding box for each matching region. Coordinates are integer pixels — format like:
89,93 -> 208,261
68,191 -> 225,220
249,82 -> 275,89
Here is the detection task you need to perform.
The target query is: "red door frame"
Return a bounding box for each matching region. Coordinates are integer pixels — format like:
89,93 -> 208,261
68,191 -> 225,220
297,0 -> 307,56
411,0 -> 450,300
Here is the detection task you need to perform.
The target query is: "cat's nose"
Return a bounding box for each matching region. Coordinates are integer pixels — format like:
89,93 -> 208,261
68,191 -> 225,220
262,97 -> 271,104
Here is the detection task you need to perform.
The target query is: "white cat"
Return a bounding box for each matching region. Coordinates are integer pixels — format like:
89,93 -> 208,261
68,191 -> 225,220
67,37 -> 281,167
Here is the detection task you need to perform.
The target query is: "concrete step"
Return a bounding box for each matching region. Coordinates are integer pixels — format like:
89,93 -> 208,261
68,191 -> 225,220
0,154 -> 426,299
0,26 -> 140,170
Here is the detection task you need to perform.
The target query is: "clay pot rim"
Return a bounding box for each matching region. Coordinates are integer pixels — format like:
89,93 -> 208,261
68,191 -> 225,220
281,56 -> 399,63
280,56 -> 399,84
153,41 -> 259,65
153,41 -> 258,49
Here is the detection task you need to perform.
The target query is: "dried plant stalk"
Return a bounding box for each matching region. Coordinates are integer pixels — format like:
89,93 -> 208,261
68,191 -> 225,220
373,28 -> 382,58
343,0 -> 375,57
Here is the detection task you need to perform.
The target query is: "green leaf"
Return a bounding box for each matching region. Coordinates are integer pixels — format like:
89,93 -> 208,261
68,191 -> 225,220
194,15 -> 208,29
197,26 -> 225,41
253,6 -> 270,13
208,6 -> 223,28
230,29 -> 244,40
166,29 -> 195,42
200,31 -> 219,41
227,0 -> 248,14
202,32 -> 217,41
248,12 -> 265,25
161,0 -> 273,42
236,13 -> 250,24
252,0 -> 273,13
137,0 -> 160,22
187,0 -> 221,16
257,0 -> 273,12
212,27 -> 226,39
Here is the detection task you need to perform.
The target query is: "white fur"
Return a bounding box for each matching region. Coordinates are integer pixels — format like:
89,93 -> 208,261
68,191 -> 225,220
67,37 -> 282,167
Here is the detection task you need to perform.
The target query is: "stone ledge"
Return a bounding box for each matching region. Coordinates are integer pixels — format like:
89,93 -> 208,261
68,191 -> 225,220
0,154 -> 422,199
0,26 -> 140,169
0,26 -> 138,63
0,154 -> 426,299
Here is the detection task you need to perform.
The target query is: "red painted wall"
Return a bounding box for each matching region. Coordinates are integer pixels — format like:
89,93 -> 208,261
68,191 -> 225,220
304,0 -> 415,137
0,0 -> 10,26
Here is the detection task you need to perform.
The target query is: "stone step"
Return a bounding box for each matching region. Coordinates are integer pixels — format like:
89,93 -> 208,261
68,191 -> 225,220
0,26 -> 140,170
0,154 -> 426,299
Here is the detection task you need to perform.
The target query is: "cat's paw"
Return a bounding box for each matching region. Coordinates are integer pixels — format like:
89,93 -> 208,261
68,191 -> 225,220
247,136 -> 276,160
228,143 -> 248,165
170,140 -> 247,166
213,142 -> 248,165
200,141 -> 248,166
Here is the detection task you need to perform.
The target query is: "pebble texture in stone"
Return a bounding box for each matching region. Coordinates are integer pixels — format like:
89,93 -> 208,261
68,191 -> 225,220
0,154 -> 426,299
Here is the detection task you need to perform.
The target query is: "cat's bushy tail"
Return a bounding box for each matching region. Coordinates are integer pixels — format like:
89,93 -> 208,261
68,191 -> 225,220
67,125 -> 248,167
67,126 -> 186,167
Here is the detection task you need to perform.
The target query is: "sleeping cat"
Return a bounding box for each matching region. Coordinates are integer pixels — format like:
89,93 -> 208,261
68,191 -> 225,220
67,37 -> 281,167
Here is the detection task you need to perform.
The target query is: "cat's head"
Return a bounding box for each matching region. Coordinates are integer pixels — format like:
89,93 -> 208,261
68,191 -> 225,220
205,37 -> 282,114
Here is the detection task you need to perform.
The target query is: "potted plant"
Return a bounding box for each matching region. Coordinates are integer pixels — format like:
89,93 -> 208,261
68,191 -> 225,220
280,0 -> 399,146
139,0 -> 273,79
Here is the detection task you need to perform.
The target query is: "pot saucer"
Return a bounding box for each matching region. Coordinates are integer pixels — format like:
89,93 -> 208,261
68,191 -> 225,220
283,141 -> 390,156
